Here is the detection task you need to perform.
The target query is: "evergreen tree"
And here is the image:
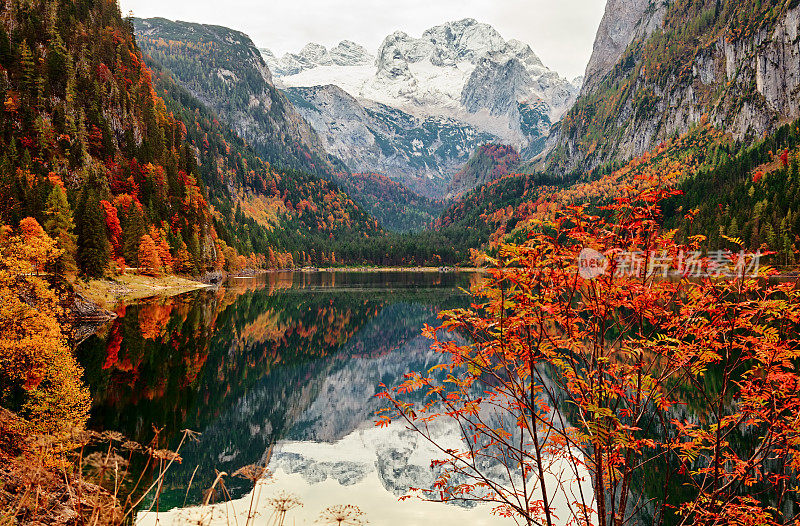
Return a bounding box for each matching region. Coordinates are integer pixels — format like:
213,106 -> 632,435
76,189 -> 109,277
19,42 -> 35,100
186,230 -> 201,273
122,204 -> 146,266
43,184 -> 77,276
727,217 -> 739,238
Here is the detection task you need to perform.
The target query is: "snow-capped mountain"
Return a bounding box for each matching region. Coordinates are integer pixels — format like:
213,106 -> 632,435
261,19 -> 580,196
261,40 -> 374,75
282,85 -> 495,197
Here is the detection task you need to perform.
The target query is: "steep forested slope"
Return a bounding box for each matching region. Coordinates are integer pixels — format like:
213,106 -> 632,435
0,0 -> 385,275
434,121 -> 727,255
436,115 -> 800,273
663,118 -> 800,265
0,0 -> 220,275
447,143 -> 521,198
331,172 -> 444,232
133,17 -> 344,179
146,61 -> 383,263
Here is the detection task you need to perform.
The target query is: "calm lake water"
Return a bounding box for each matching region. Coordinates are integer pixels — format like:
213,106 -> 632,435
76,271 -> 530,525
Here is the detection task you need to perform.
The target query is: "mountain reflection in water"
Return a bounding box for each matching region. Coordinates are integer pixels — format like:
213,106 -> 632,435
77,271 -> 505,519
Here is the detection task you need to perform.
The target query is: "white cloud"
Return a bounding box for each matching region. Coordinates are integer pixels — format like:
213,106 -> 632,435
119,0 -> 606,79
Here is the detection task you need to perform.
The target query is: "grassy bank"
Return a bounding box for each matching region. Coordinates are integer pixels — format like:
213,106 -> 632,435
75,273 -> 211,310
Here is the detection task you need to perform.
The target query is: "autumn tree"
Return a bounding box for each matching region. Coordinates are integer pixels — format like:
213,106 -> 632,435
43,183 -> 77,276
0,219 -> 90,435
223,245 -> 238,272
379,180 -> 800,526
171,238 -> 194,274
156,238 -> 173,272
100,199 -> 122,259
137,234 -> 162,276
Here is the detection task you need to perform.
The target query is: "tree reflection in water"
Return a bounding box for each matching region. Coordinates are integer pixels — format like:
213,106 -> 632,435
77,271 -> 477,510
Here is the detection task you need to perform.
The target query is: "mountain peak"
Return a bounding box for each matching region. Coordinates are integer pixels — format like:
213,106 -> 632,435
299,42 -> 333,66
506,39 -> 544,69
267,40 -> 374,76
420,19 -> 507,63
266,18 -> 579,192
330,40 -> 374,66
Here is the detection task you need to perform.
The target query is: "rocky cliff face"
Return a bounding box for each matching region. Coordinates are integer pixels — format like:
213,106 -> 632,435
581,0 -> 668,95
265,19 -> 580,194
134,18 -> 343,177
283,85 -> 495,197
547,0 -> 800,174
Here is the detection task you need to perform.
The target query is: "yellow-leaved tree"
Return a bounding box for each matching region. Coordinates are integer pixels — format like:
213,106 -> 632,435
0,218 -> 90,435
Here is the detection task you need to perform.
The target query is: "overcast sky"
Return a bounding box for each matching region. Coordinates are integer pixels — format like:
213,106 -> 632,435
119,0 -> 606,79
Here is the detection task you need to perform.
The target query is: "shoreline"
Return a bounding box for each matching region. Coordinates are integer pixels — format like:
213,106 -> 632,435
75,273 -> 212,310
263,266 -> 487,273
73,267 -> 485,313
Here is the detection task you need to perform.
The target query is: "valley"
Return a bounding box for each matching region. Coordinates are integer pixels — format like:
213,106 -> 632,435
1,0 -> 800,525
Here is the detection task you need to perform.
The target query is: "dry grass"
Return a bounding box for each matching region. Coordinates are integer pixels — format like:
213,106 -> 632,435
0,409 -> 199,526
75,274 -> 211,310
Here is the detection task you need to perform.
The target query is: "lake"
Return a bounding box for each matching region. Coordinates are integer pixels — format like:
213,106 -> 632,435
77,271 -> 539,525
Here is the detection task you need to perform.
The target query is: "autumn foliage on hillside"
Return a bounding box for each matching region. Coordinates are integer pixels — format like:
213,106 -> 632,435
335,172 -> 444,232
146,64 -> 382,264
0,0 -> 227,276
436,120 -> 726,255
0,0 -> 333,277
665,119 -> 800,266
448,143 -> 521,197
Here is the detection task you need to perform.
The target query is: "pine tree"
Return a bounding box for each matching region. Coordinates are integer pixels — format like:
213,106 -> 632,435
186,230 -> 201,273
44,184 -> 77,276
764,222 -> 777,249
76,189 -> 110,277
727,216 -> 739,238
122,204 -> 146,266
19,42 -> 36,100
137,234 -> 162,276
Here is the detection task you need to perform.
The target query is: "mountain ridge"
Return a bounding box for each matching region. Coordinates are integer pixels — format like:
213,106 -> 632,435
264,18 -> 580,195
133,17 -> 345,179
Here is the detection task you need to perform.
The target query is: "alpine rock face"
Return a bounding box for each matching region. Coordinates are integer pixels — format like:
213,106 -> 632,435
546,0 -> 800,174
263,19 -> 580,197
281,84 -> 496,197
